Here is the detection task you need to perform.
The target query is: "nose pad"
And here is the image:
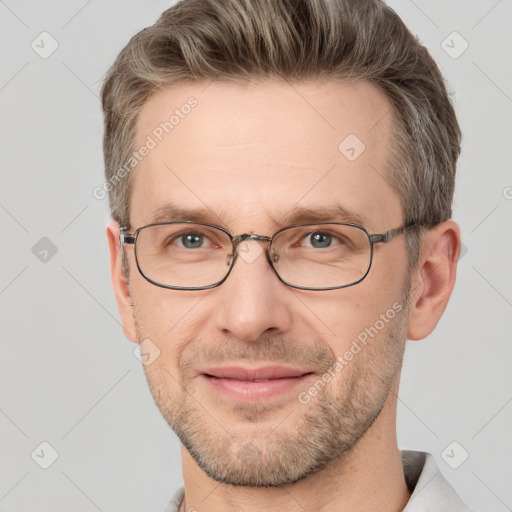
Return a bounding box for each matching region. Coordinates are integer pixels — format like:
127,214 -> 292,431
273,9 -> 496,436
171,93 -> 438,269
270,250 -> 280,263
225,253 -> 234,267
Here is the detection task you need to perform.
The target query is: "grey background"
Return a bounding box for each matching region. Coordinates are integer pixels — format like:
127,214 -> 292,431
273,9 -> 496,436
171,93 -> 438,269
0,0 -> 511,511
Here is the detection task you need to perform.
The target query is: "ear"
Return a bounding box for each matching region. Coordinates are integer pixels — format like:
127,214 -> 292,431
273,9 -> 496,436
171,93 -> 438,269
106,221 -> 138,343
407,220 -> 461,341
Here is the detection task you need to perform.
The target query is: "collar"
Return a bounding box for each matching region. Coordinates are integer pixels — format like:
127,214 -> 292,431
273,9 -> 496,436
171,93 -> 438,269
163,450 -> 472,512
401,450 -> 472,511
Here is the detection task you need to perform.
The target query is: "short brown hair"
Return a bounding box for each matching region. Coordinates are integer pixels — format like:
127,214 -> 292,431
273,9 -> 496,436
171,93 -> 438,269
101,0 -> 461,267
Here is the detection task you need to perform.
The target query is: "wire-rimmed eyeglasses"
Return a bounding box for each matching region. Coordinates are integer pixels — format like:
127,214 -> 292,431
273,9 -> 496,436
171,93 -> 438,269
120,221 -> 417,291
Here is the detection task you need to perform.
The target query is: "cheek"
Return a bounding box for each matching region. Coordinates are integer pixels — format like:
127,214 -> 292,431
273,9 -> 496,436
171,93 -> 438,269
302,260 -> 408,353
304,293 -> 396,345
132,286 -> 168,331
130,281 -> 209,362
131,277 -> 196,328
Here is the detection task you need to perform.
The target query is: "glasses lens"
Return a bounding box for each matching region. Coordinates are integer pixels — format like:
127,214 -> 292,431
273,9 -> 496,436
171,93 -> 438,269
271,224 -> 371,289
135,223 -> 232,288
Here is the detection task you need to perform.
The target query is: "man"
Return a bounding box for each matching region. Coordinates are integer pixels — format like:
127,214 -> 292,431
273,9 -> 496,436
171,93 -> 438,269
101,0 -> 471,510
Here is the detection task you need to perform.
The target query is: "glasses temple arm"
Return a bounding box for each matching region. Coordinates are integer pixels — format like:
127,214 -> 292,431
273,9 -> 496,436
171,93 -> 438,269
369,223 -> 418,244
120,227 -> 136,246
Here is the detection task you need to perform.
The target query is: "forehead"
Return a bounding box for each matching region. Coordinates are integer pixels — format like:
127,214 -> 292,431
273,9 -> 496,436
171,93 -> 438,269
131,79 -> 402,232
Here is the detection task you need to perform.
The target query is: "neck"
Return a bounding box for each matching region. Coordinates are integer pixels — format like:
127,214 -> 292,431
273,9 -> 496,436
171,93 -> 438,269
179,380 -> 410,512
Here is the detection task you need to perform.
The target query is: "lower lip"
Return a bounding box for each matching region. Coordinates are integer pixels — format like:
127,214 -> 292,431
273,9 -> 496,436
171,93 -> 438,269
200,373 -> 315,400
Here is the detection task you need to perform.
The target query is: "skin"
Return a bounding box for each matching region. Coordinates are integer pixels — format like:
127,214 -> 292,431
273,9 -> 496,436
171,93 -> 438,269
106,79 -> 460,512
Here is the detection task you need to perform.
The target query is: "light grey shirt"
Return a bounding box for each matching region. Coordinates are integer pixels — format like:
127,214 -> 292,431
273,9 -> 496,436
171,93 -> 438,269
162,450 -> 473,511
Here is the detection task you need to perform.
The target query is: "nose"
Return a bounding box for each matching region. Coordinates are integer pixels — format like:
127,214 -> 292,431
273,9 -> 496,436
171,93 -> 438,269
211,239 -> 293,342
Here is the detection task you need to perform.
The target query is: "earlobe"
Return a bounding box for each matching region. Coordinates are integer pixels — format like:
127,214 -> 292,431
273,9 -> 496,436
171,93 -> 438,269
106,221 -> 138,343
407,220 -> 461,341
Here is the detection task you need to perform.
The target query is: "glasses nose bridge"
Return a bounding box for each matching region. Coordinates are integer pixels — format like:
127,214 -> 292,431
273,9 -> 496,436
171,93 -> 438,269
232,233 -> 272,248
231,233 -> 277,262
228,232 -> 283,283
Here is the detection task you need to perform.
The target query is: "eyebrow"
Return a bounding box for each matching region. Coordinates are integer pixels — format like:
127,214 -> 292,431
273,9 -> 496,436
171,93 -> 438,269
274,204 -> 367,227
145,202 -> 368,230
149,204 -> 221,224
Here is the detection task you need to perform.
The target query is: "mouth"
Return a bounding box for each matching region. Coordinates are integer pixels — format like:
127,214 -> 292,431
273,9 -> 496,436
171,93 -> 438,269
200,365 -> 315,400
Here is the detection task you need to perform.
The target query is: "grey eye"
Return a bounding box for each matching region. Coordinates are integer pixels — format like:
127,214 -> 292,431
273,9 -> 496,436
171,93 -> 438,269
309,232 -> 332,248
180,233 -> 204,249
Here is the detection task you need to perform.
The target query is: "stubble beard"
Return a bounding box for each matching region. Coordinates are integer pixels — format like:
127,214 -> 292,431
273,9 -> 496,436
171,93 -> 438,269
136,293 -> 409,487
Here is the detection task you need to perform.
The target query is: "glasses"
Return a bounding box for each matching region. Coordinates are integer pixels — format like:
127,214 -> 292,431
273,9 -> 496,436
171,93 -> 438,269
120,221 -> 417,291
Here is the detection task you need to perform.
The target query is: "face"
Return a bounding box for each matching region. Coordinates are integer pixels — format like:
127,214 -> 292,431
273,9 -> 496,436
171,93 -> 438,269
118,79 -> 412,486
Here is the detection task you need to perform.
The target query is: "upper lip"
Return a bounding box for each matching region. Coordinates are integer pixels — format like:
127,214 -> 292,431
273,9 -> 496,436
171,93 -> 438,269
202,365 -> 312,380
